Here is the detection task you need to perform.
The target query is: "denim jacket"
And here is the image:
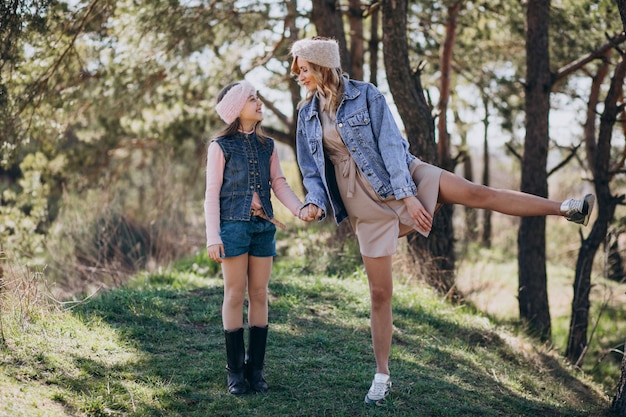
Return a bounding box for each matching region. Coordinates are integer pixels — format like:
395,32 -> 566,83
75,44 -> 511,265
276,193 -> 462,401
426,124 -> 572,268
215,132 -> 275,220
296,78 -> 417,225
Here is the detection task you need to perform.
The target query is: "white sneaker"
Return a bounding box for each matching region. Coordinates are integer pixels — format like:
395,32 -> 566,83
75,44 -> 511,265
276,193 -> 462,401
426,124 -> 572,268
364,373 -> 391,405
560,194 -> 595,226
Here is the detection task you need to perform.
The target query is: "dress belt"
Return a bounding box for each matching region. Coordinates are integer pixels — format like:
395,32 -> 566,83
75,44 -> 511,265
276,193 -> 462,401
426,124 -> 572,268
328,154 -> 356,198
250,207 -> 286,230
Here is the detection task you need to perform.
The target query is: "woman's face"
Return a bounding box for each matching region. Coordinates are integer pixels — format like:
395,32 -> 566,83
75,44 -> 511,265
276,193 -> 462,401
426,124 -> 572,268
295,58 -> 318,92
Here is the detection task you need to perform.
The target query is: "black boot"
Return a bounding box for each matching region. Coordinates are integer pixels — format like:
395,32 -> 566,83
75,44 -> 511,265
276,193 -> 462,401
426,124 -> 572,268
224,328 -> 248,395
245,325 -> 269,392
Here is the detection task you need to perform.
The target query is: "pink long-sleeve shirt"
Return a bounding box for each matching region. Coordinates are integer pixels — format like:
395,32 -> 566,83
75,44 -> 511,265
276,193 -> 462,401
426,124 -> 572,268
204,141 -> 303,247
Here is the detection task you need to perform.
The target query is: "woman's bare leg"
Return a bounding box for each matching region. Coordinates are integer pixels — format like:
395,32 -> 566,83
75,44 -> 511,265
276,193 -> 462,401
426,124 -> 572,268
362,255 -> 393,376
437,170 -> 562,216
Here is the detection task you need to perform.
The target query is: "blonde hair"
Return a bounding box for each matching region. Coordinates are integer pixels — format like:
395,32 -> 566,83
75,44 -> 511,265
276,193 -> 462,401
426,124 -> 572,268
291,58 -> 345,113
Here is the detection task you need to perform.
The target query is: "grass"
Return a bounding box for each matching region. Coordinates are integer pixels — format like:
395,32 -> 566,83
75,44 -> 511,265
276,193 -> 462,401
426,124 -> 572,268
0,247 -> 614,417
456,229 -> 626,392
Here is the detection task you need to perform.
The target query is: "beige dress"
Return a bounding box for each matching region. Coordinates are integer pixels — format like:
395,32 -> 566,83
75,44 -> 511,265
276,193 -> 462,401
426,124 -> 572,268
319,101 -> 443,258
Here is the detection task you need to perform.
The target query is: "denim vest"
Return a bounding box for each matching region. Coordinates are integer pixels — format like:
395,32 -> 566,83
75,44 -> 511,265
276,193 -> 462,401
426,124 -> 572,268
215,132 -> 275,221
296,78 -> 417,225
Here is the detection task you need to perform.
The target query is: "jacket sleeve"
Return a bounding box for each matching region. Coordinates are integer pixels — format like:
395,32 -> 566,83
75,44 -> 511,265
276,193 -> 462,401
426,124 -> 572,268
269,148 -> 304,216
296,111 -> 329,215
367,86 -> 417,200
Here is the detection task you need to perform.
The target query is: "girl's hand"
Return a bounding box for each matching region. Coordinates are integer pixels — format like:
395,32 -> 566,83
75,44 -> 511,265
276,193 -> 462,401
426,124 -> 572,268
403,196 -> 432,234
207,244 -> 224,264
299,204 -> 324,222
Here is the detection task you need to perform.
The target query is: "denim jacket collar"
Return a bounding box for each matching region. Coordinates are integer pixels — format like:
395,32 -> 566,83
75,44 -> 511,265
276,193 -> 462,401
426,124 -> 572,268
303,77 -> 360,122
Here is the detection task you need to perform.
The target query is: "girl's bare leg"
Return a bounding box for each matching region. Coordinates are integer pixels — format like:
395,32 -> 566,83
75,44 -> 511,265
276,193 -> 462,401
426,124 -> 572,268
362,255 -> 393,376
247,256 -> 273,327
221,254 -> 249,331
437,171 -> 562,216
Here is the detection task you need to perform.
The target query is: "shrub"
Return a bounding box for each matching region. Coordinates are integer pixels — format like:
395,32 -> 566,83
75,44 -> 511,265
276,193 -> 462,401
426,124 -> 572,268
0,152 -> 59,268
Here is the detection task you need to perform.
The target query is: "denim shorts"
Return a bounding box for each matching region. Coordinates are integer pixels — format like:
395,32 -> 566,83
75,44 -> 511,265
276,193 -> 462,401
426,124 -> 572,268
220,218 -> 277,258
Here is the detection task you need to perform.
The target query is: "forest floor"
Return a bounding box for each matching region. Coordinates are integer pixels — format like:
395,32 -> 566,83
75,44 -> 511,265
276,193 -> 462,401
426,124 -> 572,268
0,251 -> 615,417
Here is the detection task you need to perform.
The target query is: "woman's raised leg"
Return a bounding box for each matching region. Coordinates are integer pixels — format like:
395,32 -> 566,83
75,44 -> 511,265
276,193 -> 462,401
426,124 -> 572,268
437,170 -> 562,216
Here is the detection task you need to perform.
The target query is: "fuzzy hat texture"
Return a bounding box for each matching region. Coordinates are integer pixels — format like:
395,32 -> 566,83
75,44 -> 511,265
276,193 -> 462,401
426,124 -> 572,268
215,80 -> 256,124
290,38 -> 341,69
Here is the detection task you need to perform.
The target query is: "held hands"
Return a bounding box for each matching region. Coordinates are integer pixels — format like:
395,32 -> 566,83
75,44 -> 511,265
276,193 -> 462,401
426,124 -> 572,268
207,244 -> 225,264
298,204 -> 324,222
403,195 -> 432,234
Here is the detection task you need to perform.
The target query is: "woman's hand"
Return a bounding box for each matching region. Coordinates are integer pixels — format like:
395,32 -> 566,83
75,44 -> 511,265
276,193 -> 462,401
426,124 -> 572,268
207,244 -> 224,264
403,196 -> 432,234
299,204 -> 324,222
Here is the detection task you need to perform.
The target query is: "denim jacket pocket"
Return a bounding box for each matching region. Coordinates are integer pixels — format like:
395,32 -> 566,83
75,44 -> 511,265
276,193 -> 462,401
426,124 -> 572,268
346,111 -> 370,127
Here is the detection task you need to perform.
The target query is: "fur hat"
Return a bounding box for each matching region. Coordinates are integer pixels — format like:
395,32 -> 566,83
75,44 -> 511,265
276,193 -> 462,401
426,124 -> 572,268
290,38 -> 341,69
215,80 -> 256,124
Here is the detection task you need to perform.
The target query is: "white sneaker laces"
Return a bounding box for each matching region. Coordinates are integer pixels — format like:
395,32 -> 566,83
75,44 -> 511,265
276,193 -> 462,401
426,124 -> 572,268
562,198 -> 583,215
367,374 -> 391,400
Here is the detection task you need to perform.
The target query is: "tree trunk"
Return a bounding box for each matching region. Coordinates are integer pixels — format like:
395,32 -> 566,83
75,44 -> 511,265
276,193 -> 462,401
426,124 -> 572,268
564,51 -> 609,364
381,0 -> 457,298
453,109 -> 478,241
462,151 -> 478,241
568,54 -> 626,365
348,0 -> 363,81
607,237 -> 625,282
610,3 -> 626,410
613,338 -> 626,416
368,4 -> 379,86
480,93 -> 492,247
260,0 -> 299,157
436,1 -> 461,170
518,0 -> 551,341
311,0 -> 351,73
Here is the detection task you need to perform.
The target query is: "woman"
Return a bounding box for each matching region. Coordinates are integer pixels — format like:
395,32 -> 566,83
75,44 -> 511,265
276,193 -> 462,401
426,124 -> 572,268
205,80 -> 305,394
290,37 -> 594,405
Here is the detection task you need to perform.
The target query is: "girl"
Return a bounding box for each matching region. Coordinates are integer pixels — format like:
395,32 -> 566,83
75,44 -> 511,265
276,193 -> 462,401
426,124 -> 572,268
205,80 -> 304,395
290,36 -> 594,405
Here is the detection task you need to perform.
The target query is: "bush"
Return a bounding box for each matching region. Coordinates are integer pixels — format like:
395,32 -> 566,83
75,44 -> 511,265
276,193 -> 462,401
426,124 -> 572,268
0,248 -> 54,347
0,152 -> 59,269
45,184 -> 202,298
277,221 -> 363,278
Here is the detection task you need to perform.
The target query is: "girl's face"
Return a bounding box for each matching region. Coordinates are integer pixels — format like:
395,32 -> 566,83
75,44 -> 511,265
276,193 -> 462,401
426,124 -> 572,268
239,93 -> 263,124
296,58 -> 318,92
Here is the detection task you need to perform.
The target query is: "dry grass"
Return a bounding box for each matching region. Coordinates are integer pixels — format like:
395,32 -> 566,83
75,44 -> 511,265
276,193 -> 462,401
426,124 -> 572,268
0,247 -> 56,348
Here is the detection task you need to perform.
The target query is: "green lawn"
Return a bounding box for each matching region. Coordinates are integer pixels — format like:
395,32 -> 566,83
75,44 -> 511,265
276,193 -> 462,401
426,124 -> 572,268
0,252 -> 612,416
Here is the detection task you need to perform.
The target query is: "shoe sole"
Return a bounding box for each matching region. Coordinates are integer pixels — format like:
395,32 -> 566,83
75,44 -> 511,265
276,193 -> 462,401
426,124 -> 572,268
568,194 -> 595,226
364,396 -> 387,405
582,194 -> 595,226
364,390 -> 390,405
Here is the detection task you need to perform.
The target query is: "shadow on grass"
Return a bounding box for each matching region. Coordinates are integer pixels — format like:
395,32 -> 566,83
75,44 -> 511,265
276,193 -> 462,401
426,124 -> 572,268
58,271 -> 611,417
